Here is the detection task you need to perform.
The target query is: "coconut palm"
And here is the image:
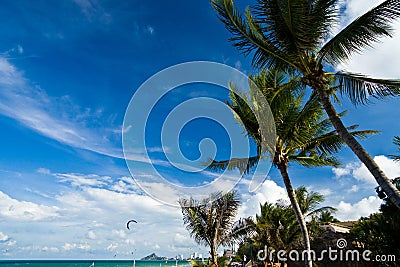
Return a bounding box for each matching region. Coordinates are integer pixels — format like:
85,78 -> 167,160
178,191 -> 241,267
211,0 -> 400,210
208,69 -> 375,266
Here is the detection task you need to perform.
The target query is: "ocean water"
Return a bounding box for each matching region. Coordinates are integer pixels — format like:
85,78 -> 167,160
0,260 -> 191,267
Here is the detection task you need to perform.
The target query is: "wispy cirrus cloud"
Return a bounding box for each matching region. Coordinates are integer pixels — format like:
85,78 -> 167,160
72,0 -> 112,24
0,57 -> 165,165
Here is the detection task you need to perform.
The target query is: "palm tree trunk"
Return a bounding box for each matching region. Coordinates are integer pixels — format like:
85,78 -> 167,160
277,163 -> 312,267
314,84 -> 400,210
210,242 -> 218,267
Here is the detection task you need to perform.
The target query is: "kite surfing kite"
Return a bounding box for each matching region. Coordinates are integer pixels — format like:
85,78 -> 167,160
126,219 -> 137,230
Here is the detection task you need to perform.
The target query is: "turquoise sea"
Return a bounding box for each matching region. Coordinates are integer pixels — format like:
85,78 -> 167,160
0,260 -> 191,267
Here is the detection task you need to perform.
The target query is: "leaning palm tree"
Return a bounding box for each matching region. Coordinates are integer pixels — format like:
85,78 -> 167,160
208,69 -> 375,267
178,191 -> 241,267
212,0 -> 400,209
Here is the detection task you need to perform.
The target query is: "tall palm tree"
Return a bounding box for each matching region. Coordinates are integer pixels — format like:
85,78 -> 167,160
208,69 -> 375,267
211,0 -> 400,210
178,191 -> 241,267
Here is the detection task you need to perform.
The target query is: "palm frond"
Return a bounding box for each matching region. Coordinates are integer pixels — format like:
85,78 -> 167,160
179,191 -> 241,249
298,127 -> 378,156
319,0 -> 400,64
291,154 -> 340,168
211,0 -> 296,70
253,0 -> 338,54
230,217 -> 256,244
389,135 -> 400,161
305,206 -> 337,217
334,71 -> 400,105
206,156 -> 260,174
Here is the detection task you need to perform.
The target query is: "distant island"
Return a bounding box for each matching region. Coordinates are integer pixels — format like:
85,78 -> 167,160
141,253 -> 168,261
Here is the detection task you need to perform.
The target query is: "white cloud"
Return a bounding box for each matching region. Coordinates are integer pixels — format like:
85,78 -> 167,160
317,188 -> 333,196
238,179 -> 288,218
0,57 -> 125,159
112,230 -> 126,239
106,243 -> 118,251
87,230 -> 96,240
347,185 -> 359,193
332,164 -> 352,177
37,168 -> 51,175
146,26 -> 155,35
335,196 -> 382,221
0,191 -> 59,221
353,156 -> 400,184
63,243 -> 91,251
0,56 -> 171,167
17,45 -> 23,54
333,155 -> 400,185
55,173 -> 112,188
0,232 -> 9,242
41,246 -> 59,253
7,240 -> 17,247
73,0 -> 111,24
337,0 -> 400,78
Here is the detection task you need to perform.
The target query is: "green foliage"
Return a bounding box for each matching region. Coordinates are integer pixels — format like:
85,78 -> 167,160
317,210 -> 339,224
217,256 -> 227,267
179,191 -> 241,266
238,187 -> 332,262
208,69 -> 376,174
349,178 -> 400,266
212,0 -> 400,104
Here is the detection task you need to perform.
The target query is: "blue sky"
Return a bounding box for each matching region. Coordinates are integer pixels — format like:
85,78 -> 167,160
0,0 -> 400,260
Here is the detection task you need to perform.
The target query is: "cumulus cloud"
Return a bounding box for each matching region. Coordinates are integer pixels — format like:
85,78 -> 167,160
238,179 -> 288,218
333,155 -> 400,185
335,196 -> 382,221
0,191 -> 59,221
337,0 -> 400,78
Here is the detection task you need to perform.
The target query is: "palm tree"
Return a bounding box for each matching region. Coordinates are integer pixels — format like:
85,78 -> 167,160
317,211 -> 339,224
178,191 -> 241,267
208,69 -> 375,267
211,0 -> 400,210
240,187 -> 333,264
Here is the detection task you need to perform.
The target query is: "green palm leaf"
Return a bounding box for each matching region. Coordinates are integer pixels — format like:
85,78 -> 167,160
319,0 -> 400,64
334,71 -> 400,105
211,0 -> 296,70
